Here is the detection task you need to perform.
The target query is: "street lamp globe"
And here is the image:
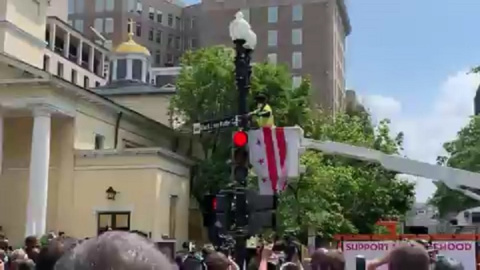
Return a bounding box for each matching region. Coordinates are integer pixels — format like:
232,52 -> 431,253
229,11 -> 257,50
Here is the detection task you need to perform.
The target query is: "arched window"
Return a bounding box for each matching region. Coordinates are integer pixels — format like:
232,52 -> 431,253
116,59 -> 127,79
132,59 -> 142,80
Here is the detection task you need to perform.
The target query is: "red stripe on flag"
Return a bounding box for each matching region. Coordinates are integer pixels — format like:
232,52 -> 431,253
263,127 -> 278,192
275,127 -> 287,190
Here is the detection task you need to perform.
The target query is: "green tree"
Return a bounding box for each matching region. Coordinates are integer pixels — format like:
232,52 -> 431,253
170,46 -> 415,238
429,116 -> 480,217
278,114 -> 414,238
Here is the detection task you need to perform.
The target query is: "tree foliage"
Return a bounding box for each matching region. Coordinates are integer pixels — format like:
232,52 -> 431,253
170,46 -> 415,239
429,116 -> 480,217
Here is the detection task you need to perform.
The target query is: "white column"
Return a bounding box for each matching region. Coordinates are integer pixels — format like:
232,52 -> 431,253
112,59 -> 118,81
126,58 -> 133,80
25,109 -> 51,237
63,33 -> 70,58
141,59 -> 147,82
77,41 -> 83,66
49,24 -> 56,51
88,47 -> 95,72
0,115 -> 3,176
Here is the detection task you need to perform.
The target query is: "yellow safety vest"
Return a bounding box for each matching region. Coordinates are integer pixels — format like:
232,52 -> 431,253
254,104 -> 274,127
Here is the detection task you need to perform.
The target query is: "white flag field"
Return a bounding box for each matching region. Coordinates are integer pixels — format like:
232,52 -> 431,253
248,127 -> 303,195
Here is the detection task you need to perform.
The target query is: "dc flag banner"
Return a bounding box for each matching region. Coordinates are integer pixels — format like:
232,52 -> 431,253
248,127 -> 303,195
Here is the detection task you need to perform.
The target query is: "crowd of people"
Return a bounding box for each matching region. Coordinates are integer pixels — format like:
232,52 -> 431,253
0,231 -> 466,270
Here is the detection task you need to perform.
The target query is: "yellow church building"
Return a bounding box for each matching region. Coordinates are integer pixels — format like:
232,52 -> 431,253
0,0 -> 200,248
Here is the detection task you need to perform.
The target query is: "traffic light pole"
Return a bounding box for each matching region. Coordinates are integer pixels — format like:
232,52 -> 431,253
233,39 -> 252,268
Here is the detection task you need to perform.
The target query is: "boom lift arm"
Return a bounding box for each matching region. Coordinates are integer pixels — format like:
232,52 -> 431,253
302,139 -> 480,201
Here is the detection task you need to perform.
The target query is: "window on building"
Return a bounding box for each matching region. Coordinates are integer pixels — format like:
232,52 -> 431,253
155,50 -> 161,65
68,20 -> 73,26
241,9 -> 250,22
175,36 -> 180,49
268,6 -> 278,23
127,0 -> 135,12
43,55 -> 50,71
95,81 -> 101,87
191,38 -> 197,49
136,0 -> 142,14
168,195 -> 178,238
136,22 -> 142,36
148,7 -> 154,20
168,14 -> 173,27
97,212 -> 130,235
132,59 -> 142,80
292,4 -> 303,21
292,28 -> 302,45
83,76 -> 90,88
105,18 -> 114,33
105,0 -> 114,11
167,34 -> 173,48
175,16 -> 181,30
94,18 -> 103,33
156,30 -> 162,44
267,53 -> 277,65
268,30 -> 277,47
292,52 -> 302,69
148,28 -> 154,41
71,69 -> 77,84
191,17 -> 196,28
94,134 -> 105,150
76,0 -> 84,12
57,62 -> 64,77
292,76 -> 302,89
156,11 -> 163,23
68,0 -> 75,14
74,19 -> 84,32
166,53 -> 173,65
116,59 -> 127,79
95,0 -> 104,12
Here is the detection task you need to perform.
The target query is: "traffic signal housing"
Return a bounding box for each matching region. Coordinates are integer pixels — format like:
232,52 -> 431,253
201,194 -> 217,227
232,130 -> 249,186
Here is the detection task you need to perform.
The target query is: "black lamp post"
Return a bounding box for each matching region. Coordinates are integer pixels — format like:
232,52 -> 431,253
229,11 -> 257,268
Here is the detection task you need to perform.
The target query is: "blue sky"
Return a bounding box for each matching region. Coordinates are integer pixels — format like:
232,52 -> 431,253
184,0 -> 480,202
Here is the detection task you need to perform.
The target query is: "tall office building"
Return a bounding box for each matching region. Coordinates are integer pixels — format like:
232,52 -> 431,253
67,0 -> 200,67
198,0 -> 351,112
68,0 -> 350,112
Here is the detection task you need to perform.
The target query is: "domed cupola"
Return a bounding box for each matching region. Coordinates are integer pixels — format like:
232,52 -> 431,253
109,19 -> 151,84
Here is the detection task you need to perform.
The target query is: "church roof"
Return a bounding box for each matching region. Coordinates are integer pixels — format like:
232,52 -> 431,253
0,52 -> 176,136
114,21 -> 150,56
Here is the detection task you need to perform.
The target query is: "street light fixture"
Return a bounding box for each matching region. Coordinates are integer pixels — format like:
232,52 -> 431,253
228,11 -> 256,269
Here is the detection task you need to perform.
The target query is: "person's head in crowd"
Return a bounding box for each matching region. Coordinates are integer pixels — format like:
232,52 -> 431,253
434,256 -> 464,270
204,251 -> 231,270
388,243 -> 430,270
36,238 -> 68,270
0,239 -> 8,251
12,259 -> 35,270
10,249 -> 28,262
24,236 -> 38,250
311,248 -> 345,270
54,231 -> 174,270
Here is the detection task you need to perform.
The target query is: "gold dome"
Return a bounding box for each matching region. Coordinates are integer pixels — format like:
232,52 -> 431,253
114,34 -> 150,56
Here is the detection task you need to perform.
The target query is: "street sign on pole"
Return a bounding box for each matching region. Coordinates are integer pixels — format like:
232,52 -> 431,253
193,115 -> 239,135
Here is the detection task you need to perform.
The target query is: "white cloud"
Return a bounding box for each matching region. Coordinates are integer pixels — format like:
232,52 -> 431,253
363,70 -> 480,202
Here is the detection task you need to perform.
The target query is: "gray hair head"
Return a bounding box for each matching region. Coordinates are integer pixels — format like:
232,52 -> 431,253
54,231 -> 175,270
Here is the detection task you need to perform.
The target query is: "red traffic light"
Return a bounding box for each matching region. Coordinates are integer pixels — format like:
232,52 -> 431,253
233,131 -> 248,147
212,197 -> 217,210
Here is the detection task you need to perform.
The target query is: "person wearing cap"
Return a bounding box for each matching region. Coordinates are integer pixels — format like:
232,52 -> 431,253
249,93 -> 274,128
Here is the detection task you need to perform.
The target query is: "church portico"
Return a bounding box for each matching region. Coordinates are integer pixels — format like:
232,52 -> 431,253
0,100 -> 74,244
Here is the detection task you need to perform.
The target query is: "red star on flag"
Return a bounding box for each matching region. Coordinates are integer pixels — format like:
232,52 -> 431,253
258,158 -> 265,165
256,139 -> 261,146
261,178 -> 267,183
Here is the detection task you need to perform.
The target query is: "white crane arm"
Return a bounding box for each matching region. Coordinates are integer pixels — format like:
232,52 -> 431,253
302,138 -> 480,201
